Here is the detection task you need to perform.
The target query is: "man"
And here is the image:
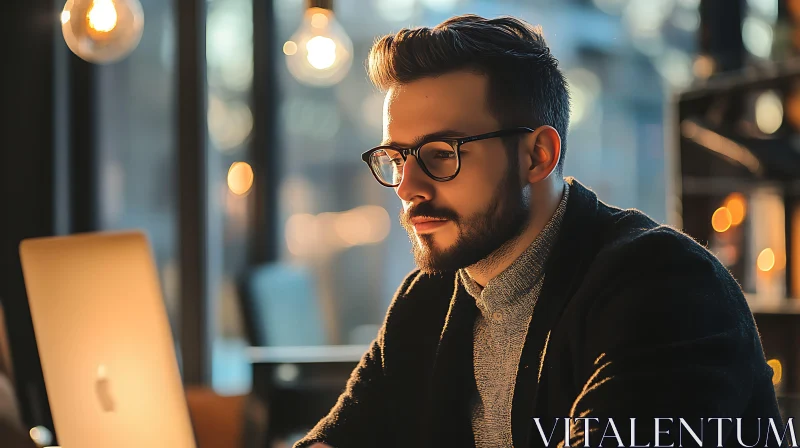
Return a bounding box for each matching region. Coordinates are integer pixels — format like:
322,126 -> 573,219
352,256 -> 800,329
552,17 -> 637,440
295,14 -> 783,448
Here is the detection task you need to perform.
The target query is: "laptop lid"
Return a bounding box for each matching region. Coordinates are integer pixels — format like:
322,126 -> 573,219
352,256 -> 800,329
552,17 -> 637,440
19,230 -> 196,448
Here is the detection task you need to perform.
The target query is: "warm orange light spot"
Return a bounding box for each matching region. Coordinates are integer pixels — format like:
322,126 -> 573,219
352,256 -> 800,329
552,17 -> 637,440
758,248 -> 776,272
712,207 -> 733,233
283,40 -> 298,55
227,162 -> 254,196
768,359 -> 782,385
86,0 -> 118,34
311,12 -> 329,29
724,193 -> 746,226
693,55 -> 715,79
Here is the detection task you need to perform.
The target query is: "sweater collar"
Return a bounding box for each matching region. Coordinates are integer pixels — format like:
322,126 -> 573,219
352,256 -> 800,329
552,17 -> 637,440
458,182 -> 570,316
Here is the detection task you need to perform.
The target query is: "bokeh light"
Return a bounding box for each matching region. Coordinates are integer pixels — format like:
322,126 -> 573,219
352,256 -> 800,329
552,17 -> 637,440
206,0 -> 254,92
285,206 -> 391,257
767,359 -> 782,385
747,0 -> 779,23
29,426 -> 53,446
283,40 -> 297,55
655,49 -> 693,88
227,162 -> 254,196
742,16 -> 773,58
623,0 -> 676,38
208,96 -> 253,151
712,207 -> 733,233
755,90 -> 783,134
310,12 -> 328,28
757,248 -> 776,272
724,193 -> 747,226
566,68 -> 601,126
693,55 -> 715,79
671,8 -> 700,32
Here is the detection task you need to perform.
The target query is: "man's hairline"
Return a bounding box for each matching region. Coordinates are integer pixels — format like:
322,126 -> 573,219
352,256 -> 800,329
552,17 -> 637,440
377,69 -> 512,139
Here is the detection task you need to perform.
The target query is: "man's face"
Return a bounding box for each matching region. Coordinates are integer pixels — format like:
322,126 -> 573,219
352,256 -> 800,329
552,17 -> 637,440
384,71 -> 531,273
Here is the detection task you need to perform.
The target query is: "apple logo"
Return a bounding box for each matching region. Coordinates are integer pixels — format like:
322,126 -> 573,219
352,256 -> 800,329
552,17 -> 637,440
94,364 -> 116,413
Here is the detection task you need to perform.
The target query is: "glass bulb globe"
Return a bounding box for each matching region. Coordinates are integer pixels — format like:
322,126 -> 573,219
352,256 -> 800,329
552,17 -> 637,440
284,7 -> 353,87
61,0 -> 144,64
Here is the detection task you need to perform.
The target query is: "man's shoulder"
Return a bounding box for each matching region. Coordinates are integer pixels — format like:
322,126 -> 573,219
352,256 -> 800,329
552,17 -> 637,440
594,202 -> 721,272
578,202 -> 750,326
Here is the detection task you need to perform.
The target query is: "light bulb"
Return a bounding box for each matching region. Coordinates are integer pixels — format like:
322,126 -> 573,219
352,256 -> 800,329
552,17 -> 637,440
284,3 -> 353,87
61,0 -> 144,64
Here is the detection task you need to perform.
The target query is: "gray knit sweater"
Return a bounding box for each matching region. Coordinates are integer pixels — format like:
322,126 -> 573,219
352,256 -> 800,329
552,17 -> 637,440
458,183 -> 569,448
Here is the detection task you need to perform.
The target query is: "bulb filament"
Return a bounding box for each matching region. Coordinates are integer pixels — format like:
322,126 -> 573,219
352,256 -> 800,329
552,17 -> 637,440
87,0 -> 118,33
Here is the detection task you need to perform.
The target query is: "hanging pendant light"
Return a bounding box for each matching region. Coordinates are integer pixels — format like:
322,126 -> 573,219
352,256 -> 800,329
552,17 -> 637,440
284,0 -> 353,87
61,0 -> 144,64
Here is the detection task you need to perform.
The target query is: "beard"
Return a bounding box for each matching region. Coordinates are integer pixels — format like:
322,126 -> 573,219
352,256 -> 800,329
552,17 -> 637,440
399,161 -> 530,274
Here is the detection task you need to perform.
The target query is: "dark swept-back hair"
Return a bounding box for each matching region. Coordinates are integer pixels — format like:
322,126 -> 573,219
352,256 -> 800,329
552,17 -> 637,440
367,14 -> 571,173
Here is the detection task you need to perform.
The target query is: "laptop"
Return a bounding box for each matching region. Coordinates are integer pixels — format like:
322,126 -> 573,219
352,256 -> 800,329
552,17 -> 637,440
19,230 -> 196,448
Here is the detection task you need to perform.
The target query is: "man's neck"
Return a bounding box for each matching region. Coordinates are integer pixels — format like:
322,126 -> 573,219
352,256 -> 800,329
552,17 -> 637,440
464,178 -> 566,287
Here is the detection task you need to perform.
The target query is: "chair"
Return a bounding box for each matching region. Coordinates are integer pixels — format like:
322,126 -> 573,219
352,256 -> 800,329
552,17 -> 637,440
238,263 -> 327,347
185,386 -> 267,448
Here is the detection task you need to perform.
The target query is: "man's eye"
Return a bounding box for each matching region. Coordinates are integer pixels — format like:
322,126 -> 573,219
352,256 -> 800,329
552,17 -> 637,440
391,158 -> 404,166
434,151 -> 456,159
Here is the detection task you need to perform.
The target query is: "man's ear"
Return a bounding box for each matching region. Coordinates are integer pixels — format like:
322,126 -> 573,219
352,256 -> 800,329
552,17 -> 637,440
520,125 -> 561,184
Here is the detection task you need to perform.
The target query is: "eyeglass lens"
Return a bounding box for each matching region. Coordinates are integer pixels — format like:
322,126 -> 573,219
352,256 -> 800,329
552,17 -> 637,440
369,141 -> 457,185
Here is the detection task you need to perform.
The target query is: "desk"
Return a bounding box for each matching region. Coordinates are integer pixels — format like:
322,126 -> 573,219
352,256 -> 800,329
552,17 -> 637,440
248,345 -> 366,446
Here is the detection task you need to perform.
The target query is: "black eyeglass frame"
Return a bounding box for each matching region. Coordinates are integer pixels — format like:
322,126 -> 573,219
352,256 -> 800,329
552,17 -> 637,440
360,126 -> 536,187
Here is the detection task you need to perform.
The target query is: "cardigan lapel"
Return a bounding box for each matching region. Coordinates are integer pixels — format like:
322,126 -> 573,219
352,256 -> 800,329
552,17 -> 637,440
428,275 -> 480,447
386,271 -> 463,448
511,178 -> 601,448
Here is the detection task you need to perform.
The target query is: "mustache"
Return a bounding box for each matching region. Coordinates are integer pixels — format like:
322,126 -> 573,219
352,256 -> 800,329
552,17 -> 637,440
399,202 -> 459,228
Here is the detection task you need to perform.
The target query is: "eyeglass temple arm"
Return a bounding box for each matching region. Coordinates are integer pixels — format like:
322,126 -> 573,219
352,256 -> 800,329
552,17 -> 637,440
458,127 -> 535,144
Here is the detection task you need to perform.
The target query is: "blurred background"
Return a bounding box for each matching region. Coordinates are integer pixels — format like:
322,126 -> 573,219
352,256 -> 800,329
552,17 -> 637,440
3,0 -> 800,446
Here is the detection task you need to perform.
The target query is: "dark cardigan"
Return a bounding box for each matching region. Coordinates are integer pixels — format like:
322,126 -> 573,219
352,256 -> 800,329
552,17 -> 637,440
294,177 -> 783,448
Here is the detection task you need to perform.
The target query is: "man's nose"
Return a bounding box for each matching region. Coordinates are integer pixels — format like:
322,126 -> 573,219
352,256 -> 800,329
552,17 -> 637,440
395,155 -> 433,205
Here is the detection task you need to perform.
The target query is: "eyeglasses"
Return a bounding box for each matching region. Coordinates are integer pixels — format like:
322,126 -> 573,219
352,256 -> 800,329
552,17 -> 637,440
361,126 -> 535,187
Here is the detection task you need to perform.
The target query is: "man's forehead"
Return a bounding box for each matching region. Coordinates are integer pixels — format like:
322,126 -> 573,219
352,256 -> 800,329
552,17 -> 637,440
382,73 -> 493,144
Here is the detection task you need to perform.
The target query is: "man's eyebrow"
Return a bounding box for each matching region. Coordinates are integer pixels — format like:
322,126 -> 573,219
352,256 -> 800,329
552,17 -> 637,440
380,129 -> 470,147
